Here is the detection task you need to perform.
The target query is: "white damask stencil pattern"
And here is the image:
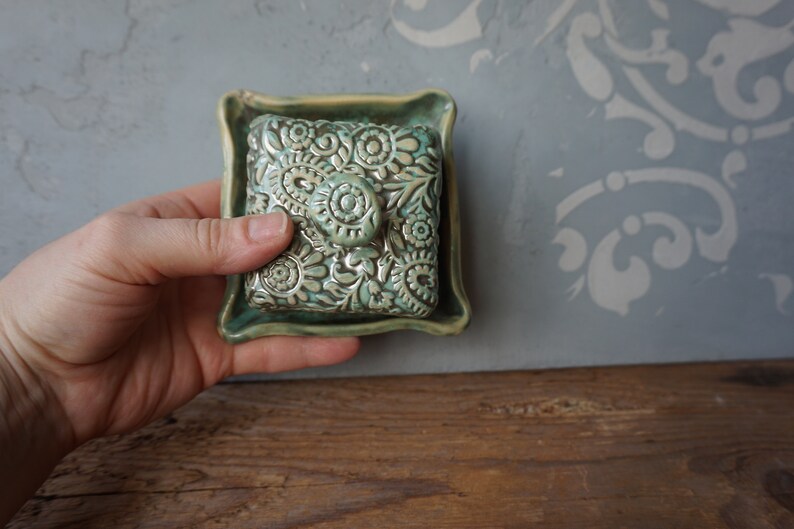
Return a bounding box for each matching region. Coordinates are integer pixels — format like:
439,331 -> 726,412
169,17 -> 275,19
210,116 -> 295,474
387,0 -> 793,318
550,0 -> 794,315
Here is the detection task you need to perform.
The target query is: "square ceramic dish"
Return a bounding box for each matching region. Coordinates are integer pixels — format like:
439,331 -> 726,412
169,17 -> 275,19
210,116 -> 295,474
217,89 -> 470,341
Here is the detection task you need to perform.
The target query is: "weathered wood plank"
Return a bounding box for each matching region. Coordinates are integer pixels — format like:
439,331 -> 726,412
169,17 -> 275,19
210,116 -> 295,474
10,361 -> 794,528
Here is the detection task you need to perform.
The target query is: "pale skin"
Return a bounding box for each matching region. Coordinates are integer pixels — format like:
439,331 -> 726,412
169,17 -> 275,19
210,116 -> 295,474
0,180 -> 360,523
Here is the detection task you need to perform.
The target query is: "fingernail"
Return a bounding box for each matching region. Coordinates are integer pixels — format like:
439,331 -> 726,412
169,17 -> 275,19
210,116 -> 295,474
247,212 -> 288,242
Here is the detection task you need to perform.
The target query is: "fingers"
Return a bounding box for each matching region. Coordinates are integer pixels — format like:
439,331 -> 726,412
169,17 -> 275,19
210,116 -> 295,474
166,180 -> 224,218
85,210 -> 293,284
116,180 -> 222,219
230,336 -> 360,375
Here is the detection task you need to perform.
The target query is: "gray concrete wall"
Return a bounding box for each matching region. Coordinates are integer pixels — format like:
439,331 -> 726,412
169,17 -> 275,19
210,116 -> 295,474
1,0 -> 792,378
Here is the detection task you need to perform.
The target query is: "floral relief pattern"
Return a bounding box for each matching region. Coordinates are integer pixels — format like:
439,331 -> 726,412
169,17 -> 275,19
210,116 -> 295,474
280,118 -> 317,151
245,114 -> 443,316
264,151 -> 333,217
364,280 -> 396,311
355,127 -> 394,167
245,181 -> 268,215
247,244 -> 327,307
402,212 -> 435,248
392,250 -> 439,317
308,172 -> 383,247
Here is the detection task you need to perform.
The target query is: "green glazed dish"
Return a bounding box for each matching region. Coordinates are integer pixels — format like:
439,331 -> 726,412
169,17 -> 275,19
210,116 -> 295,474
217,89 -> 471,341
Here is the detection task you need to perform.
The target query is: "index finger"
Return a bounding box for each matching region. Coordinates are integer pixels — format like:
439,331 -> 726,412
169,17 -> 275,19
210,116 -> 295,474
116,180 -> 223,219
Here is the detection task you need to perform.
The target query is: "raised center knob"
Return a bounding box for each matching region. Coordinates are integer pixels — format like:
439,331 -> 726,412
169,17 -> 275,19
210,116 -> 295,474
308,173 -> 382,248
340,194 -> 357,211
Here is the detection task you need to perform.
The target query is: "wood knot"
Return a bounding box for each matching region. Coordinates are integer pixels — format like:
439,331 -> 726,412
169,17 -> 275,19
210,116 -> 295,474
724,366 -> 794,388
765,468 -> 794,513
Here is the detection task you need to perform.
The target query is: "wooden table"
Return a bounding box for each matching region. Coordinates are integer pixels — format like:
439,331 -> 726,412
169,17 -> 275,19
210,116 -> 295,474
10,361 -> 794,528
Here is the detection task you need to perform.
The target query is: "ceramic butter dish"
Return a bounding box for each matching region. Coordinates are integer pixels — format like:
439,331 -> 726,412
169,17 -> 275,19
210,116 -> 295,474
245,113 -> 442,317
217,89 -> 470,341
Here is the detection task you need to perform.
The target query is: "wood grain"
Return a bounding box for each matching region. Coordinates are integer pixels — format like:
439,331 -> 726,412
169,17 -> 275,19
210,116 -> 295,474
9,361 -> 794,528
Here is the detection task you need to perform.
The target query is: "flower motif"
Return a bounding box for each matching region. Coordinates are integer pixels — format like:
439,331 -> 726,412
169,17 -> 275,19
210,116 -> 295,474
246,190 -> 269,215
257,243 -> 328,306
281,119 -> 316,151
363,280 -> 395,311
355,127 -> 394,168
263,256 -> 300,292
402,212 -> 435,248
302,223 -> 346,257
331,184 -> 365,223
309,172 -> 382,247
392,250 -> 438,317
408,263 -> 437,302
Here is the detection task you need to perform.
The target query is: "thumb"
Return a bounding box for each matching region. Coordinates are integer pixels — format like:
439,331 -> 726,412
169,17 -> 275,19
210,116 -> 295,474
87,211 -> 293,284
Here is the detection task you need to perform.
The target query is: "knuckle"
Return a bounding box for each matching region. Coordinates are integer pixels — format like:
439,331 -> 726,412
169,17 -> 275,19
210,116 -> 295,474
193,217 -> 225,257
80,212 -> 141,281
87,212 -> 130,253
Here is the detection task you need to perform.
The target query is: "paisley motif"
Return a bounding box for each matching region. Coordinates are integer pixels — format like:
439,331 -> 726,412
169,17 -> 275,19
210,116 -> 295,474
265,152 -> 333,216
391,250 -> 439,317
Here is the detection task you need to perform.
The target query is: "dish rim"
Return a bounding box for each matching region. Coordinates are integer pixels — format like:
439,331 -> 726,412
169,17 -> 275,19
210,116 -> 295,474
217,88 -> 471,341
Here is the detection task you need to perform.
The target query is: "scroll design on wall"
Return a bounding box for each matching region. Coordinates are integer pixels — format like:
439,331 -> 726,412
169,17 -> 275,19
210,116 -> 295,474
388,0 -> 793,316
552,0 -> 793,315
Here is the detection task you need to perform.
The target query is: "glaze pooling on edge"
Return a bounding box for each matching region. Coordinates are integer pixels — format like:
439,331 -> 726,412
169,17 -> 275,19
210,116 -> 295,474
244,114 -> 443,318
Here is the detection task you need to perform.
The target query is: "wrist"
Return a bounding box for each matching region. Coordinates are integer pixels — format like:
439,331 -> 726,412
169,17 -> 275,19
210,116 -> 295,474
0,314 -> 76,523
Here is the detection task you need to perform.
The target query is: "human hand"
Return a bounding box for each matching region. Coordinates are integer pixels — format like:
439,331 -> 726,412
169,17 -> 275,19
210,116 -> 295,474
0,180 -> 359,520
